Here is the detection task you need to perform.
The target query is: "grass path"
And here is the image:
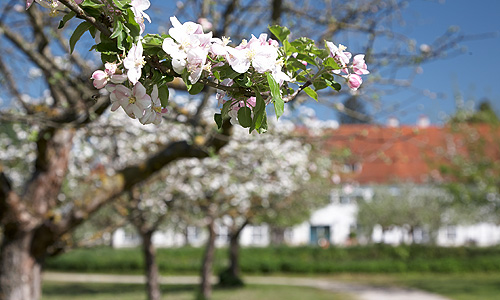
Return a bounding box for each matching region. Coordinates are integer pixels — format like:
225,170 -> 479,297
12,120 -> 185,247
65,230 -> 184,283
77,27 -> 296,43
43,272 -> 451,300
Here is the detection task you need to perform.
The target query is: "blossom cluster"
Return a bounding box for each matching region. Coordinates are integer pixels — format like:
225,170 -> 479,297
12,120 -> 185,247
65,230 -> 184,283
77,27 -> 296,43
326,42 -> 369,91
28,0 -> 370,129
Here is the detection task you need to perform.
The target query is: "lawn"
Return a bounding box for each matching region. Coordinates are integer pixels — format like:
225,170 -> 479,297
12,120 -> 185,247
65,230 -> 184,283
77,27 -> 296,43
42,282 -> 353,300
330,272 -> 500,300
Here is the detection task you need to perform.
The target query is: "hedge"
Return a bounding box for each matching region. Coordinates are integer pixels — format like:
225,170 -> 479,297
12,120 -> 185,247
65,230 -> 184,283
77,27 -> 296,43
45,245 -> 500,274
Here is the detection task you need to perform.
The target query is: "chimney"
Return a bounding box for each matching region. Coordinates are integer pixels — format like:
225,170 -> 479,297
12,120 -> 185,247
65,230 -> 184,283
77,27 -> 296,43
387,116 -> 399,128
417,115 -> 430,128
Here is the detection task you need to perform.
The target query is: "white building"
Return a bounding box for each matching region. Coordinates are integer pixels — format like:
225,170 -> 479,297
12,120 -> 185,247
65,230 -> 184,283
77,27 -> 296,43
113,124 -> 500,248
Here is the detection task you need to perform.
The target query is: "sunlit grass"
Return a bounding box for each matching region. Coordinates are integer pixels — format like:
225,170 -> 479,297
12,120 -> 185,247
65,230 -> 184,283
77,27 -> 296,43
42,282 -> 353,300
329,272 -> 500,300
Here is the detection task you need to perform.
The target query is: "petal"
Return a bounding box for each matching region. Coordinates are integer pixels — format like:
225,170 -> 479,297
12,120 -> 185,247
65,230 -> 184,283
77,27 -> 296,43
133,82 -> 147,98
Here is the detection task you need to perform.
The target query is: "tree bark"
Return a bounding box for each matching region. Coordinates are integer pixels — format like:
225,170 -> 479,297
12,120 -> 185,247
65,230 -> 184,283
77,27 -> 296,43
0,232 -> 42,300
141,231 -> 161,300
270,226 -> 285,245
199,217 -> 216,300
218,222 -> 247,287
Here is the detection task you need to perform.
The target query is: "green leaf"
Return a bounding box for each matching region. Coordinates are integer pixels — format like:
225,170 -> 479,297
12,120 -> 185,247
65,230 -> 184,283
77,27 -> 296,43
295,53 -> 317,66
110,0 -> 131,11
188,82 -> 205,95
313,79 -> 328,91
303,86 -> 318,101
269,25 -> 290,42
283,40 -> 297,57
69,22 -> 93,53
221,101 -> 233,119
237,107 -> 252,128
257,113 -> 268,133
323,57 -> 340,70
251,90 -> 267,133
80,0 -> 105,9
214,113 -> 223,129
124,10 -> 141,41
158,84 -> 169,107
110,20 -> 123,39
58,11 -> 76,29
235,75 -> 252,88
213,64 -> 241,80
266,73 -> 284,119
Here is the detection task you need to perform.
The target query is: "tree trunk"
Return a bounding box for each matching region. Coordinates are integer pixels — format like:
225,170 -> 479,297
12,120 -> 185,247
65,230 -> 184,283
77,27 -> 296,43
199,218 -> 216,300
0,232 -> 42,300
218,224 -> 245,287
270,226 -> 285,245
141,231 -> 161,300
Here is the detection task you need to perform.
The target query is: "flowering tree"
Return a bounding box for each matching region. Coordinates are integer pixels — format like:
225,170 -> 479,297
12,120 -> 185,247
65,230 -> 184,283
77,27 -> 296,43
45,0 -> 368,132
156,117 -> 328,298
0,1 -> 467,300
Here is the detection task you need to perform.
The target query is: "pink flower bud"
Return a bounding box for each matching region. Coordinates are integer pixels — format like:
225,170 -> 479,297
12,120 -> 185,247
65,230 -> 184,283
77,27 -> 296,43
347,74 -> 362,91
91,70 -> 108,89
352,54 -> 369,75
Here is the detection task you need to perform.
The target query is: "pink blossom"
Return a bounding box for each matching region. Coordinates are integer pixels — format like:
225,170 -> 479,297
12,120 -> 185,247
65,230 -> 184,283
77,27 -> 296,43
346,74 -> 363,91
108,83 -> 151,119
131,0 -> 151,33
227,37 -> 279,74
90,62 -> 127,89
326,41 -> 352,74
140,85 -> 165,125
123,42 -> 145,85
91,70 -> 108,89
352,54 -> 369,75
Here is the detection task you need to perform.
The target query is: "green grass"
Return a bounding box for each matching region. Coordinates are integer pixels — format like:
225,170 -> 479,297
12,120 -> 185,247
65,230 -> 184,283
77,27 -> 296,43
330,272 -> 500,300
42,282 -> 352,300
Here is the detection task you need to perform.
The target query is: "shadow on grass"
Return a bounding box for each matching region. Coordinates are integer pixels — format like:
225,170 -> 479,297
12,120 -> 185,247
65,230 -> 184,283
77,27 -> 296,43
43,282 -> 198,297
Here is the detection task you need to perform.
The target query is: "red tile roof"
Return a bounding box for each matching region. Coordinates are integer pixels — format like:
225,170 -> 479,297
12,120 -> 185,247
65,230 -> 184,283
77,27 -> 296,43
314,124 -> 500,185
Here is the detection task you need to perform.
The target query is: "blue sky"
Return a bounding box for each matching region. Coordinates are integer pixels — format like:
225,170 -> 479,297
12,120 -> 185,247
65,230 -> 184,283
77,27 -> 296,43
380,0 -> 500,125
4,0 -> 498,127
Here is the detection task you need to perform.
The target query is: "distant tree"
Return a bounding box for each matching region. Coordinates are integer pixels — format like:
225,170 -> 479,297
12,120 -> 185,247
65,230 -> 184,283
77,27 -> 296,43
338,96 -> 372,124
357,184 -> 461,244
449,99 -> 500,125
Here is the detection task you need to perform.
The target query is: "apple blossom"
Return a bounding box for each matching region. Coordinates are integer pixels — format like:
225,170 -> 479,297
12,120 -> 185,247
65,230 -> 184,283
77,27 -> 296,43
108,82 -> 151,119
140,85 -> 165,125
226,34 -> 279,74
123,42 -> 146,85
130,0 -> 151,34
346,74 -> 363,91
91,62 -> 127,89
352,55 -> 370,75
326,42 -> 352,69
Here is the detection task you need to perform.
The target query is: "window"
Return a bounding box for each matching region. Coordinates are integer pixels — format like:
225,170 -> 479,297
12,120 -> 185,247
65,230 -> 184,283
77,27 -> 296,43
342,162 -> 362,173
310,225 -> 331,246
216,225 -> 228,243
446,226 -> 457,241
187,226 -> 200,243
252,226 -> 264,244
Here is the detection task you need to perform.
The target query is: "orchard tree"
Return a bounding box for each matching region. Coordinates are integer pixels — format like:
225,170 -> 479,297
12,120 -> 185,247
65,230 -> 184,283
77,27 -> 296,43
160,119 -> 320,298
440,102 -> 500,224
357,184 -> 461,244
0,1 -> 469,300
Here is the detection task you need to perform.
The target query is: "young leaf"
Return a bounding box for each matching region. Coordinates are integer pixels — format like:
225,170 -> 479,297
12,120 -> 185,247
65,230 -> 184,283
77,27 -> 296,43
251,90 -> 266,133
58,11 -> 76,29
237,107 -> 252,128
266,73 -> 284,119
214,113 -> 223,129
158,84 -> 169,107
188,82 -> 205,95
269,25 -> 290,42
221,100 -> 233,119
110,20 -> 123,39
69,22 -> 93,53
303,86 -> 318,101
